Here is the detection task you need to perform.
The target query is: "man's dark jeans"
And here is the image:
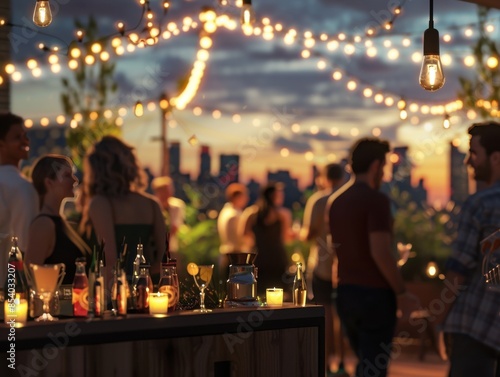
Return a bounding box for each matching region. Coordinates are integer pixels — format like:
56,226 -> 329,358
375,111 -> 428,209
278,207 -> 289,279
449,333 -> 500,377
337,285 -> 397,377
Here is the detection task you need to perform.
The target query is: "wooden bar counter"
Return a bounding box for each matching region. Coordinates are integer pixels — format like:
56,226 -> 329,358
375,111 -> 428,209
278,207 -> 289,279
1,304 -> 325,377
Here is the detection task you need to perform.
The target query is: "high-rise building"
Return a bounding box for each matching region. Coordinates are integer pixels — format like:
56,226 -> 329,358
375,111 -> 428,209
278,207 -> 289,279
218,154 -> 239,187
198,145 -> 211,185
0,2 -> 10,111
450,142 -> 469,204
392,146 -> 412,187
169,141 -> 181,174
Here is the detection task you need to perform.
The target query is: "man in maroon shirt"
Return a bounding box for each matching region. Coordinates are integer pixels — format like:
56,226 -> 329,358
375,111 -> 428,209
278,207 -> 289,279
328,138 -> 418,377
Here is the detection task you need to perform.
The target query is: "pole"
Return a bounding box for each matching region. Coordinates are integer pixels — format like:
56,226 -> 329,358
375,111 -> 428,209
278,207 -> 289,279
159,93 -> 170,176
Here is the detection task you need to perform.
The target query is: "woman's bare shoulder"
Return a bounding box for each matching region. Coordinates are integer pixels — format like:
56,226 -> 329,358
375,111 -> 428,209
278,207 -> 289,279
30,215 -> 56,232
133,191 -> 162,206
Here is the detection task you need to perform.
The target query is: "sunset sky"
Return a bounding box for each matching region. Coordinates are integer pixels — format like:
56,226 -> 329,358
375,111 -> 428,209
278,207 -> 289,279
7,0 -> 497,205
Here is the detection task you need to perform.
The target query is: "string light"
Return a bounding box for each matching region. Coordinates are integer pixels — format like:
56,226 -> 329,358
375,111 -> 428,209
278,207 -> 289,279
443,113 -> 451,129
134,101 -> 144,117
0,5 -> 490,122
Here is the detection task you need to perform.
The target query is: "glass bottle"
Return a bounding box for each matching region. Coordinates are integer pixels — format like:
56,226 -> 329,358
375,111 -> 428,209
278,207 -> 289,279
133,264 -> 153,314
4,237 -> 29,321
133,242 -> 146,284
293,262 -> 307,307
93,262 -> 103,318
4,237 -> 28,301
157,260 -> 179,312
72,257 -> 89,317
87,246 -> 97,316
111,261 -> 127,316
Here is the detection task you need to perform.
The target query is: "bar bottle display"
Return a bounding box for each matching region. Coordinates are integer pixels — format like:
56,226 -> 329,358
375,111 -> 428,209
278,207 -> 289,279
292,262 -> 307,307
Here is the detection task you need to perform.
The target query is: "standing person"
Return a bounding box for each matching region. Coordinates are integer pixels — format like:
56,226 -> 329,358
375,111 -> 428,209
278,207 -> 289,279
240,182 -> 294,295
25,155 -> 91,284
151,176 -> 185,264
217,183 -> 249,280
328,138 -> 418,377
441,121 -> 500,377
81,136 -> 166,288
300,163 -> 344,375
0,113 -> 38,283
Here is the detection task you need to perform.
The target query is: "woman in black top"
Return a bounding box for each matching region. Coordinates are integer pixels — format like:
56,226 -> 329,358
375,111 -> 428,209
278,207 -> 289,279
25,155 -> 91,284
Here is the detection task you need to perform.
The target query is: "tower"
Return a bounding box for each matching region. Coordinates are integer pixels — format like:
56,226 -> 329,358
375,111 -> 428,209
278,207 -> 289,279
218,154 -> 239,187
198,145 -> 211,185
169,141 -> 181,175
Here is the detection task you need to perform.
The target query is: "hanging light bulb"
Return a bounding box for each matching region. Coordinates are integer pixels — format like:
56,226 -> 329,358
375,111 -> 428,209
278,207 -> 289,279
134,101 -> 144,117
188,134 -> 199,146
241,0 -> 256,27
443,113 -> 450,129
419,0 -> 445,91
33,0 -> 53,27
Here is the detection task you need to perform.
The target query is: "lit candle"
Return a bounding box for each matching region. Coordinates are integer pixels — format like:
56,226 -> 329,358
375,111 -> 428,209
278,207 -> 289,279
4,298 -> 28,327
149,292 -> 169,316
266,288 -> 283,307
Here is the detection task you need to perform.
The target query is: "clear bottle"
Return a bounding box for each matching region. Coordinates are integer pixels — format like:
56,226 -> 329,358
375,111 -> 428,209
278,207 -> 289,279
133,264 -> 153,314
158,260 -> 179,312
72,257 -> 89,317
293,262 -> 307,307
4,237 -> 28,301
111,261 -> 127,316
4,237 -> 29,321
133,242 -> 146,284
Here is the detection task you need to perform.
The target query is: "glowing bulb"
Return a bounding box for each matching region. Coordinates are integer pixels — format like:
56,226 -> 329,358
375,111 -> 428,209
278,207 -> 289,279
419,55 -> 445,91
419,26 -> 445,91
134,101 -> 144,117
33,0 -> 52,27
426,261 -> 438,278
443,114 -> 450,129
240,0 -> 256,26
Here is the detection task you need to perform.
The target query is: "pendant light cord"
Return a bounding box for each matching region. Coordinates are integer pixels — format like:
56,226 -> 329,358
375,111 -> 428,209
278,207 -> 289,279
429,0 -> 434,29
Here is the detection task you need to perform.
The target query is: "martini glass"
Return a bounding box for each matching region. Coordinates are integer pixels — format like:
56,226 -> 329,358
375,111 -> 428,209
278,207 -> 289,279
27,264 -> 65,321
191,264 -> 214,313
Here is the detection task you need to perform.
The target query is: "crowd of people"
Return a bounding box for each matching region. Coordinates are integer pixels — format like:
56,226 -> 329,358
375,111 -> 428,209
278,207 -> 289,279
1,110 -> 499,377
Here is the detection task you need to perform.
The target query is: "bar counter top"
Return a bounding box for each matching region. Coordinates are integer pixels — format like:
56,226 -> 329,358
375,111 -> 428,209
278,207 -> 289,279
1,305 -> 325,377
1,304 -> 324,350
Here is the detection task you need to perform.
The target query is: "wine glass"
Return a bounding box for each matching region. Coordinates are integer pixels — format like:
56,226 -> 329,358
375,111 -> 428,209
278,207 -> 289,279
188,263 -> 214,313
27,263 -> 65,321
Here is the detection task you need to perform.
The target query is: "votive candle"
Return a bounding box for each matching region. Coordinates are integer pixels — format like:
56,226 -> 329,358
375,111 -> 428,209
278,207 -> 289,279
149,293 -> 169,316
4,298 -> 28,327
266,288 -> 283,307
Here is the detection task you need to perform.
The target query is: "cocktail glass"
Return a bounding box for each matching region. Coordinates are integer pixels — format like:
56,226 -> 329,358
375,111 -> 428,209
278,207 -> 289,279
27,263 -> 65,321
192,264 -> 214,313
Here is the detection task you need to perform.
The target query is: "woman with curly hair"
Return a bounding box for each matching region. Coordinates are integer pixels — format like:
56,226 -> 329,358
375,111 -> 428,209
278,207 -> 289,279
25,154 -> 91,284
81,136 -> 165,287
240,182 -> 295,295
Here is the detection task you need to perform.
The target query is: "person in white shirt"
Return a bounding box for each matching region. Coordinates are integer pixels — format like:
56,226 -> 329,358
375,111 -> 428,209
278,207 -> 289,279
217,183 -> 249,280
151,176 -> 185,258
0,113 -> 39,283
